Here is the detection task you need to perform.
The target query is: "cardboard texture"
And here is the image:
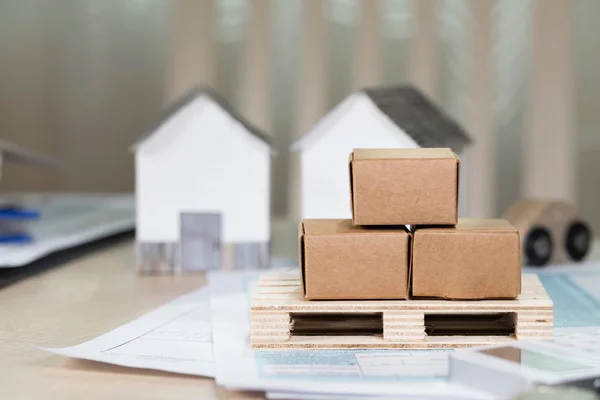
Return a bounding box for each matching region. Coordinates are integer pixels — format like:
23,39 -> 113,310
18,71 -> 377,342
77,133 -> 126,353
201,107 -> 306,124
299,219 -> 410,300
412,218 -> 521,300
349,148 -> 459,226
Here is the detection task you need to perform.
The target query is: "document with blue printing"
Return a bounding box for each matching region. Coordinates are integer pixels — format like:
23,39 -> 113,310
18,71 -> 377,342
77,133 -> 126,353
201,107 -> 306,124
525,262 -> 600,328
208,270 -> 489,400
209,263 -> 600,399
0,193 -> 135,268
41,261 -> 600,399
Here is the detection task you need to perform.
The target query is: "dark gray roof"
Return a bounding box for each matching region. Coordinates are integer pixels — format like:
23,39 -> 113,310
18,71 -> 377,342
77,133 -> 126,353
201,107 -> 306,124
363,85 -> 471,151
134,87 -> 271,148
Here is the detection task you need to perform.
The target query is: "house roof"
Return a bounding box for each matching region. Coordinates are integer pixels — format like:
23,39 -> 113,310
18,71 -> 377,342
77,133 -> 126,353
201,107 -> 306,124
363,85 -> 471,151
0,140 -> 56,166
133,87 -> 272,150
292,85 -> 471,152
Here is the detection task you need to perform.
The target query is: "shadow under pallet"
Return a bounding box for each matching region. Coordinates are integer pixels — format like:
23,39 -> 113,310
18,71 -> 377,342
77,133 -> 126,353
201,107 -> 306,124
251,273 -> 553,349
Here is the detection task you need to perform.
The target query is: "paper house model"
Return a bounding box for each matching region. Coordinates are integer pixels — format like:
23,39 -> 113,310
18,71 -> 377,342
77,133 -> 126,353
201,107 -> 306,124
0,140 -> 55,184
133,88 -> 271,272
291,85 -> 471,220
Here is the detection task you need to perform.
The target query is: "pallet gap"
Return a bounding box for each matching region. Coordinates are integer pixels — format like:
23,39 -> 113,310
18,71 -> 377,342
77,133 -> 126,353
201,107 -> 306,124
425,312 -> 516,337
290,312 -> 383,337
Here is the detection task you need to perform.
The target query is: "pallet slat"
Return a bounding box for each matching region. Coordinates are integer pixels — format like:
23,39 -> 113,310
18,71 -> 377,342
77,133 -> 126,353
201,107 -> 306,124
251,273 -> 554,349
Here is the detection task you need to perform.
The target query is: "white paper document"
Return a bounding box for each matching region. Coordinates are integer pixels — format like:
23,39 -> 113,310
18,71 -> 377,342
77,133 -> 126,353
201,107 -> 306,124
208,270 -> 489,400
0,193 -> 135,268
42,262 -> 600,399
44,287 -> 214,377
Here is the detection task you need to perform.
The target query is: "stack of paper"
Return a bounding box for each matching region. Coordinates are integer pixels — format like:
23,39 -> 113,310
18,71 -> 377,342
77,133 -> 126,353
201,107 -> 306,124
0,206 -> 39,243
0,193 -> 135,268
45,262 -> 600,399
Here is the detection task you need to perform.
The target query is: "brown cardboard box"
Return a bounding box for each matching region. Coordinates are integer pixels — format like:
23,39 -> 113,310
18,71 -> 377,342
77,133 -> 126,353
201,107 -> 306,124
349,148 -> 459,225
412,218 -> 522,299
299,219 -> 410,300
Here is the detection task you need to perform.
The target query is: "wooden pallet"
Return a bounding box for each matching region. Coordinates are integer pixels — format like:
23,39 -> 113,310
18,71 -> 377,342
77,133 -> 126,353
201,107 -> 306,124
251,273 -> 553,349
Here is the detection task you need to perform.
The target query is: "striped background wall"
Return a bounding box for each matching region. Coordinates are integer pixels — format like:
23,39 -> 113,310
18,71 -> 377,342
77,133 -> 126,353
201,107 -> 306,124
0,0 -> 598,232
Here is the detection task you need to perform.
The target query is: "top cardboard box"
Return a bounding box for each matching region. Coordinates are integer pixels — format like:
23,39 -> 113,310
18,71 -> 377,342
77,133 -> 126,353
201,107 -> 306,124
349,148 -> 459,226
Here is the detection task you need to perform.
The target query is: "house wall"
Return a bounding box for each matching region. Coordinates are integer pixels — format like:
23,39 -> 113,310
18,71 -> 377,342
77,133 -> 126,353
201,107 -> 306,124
300,95 -> 418,219
136,98 -> 270,244
136,241 -> 269,273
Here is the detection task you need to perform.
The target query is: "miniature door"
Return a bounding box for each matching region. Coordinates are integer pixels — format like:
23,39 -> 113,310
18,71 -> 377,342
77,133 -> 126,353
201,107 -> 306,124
180,212 -> 221,271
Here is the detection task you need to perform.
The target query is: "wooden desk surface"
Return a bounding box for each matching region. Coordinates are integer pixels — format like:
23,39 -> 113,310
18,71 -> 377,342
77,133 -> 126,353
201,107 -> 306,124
1,234 -> 598,399
0,238 -> 262,400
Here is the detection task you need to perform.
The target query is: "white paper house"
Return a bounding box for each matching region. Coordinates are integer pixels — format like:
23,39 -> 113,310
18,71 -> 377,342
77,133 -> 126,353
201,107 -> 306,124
133,88 -> 271,273
0,140 -> 56,184
292,85 -> 472,220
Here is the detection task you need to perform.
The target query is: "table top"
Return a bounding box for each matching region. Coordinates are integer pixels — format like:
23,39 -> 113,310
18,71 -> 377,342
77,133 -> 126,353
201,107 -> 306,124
1,233 -> 598,400
0,238 -> 262,400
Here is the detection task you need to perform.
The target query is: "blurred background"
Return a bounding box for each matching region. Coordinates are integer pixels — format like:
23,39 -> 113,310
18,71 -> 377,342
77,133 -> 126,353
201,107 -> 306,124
1,0 -> 598,232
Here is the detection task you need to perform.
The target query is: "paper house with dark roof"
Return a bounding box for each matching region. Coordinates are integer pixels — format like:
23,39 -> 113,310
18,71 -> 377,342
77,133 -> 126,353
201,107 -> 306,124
291,85 -> 471,220
133,87 -> 271,273
0,140 -> 56,184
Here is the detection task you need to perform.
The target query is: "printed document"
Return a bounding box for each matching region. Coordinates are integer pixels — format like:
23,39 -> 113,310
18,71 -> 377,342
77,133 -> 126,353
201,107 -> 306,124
208,270 -> 489,399
0,193 -> 135,268
525,261 -> 600,327
44,287 -> 214,377
42,262 -> 600,398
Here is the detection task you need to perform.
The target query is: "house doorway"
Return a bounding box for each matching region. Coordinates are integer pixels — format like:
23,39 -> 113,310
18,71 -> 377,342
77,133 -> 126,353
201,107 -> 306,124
180,212 -> 222,271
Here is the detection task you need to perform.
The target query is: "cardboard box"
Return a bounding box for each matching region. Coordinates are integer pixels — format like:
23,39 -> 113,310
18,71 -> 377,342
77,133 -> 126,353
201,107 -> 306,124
299,219 -> 410,300
412,218 -> 521,299
349,148 -> 459,225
